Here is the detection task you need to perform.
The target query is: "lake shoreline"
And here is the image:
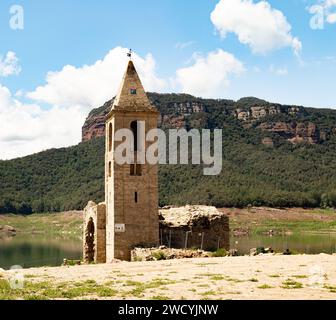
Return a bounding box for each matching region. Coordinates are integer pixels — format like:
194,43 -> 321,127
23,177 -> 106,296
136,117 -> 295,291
1,254 -> 336,300
1,207 -> 336,236
1,207 -> 336,270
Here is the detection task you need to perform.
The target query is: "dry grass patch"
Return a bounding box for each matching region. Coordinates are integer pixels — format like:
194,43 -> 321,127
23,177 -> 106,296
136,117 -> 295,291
282,279 -> 303,289
258,284 -> 273,289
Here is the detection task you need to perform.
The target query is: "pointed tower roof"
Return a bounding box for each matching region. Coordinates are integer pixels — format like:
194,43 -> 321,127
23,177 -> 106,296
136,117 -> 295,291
111,60 -> 157,113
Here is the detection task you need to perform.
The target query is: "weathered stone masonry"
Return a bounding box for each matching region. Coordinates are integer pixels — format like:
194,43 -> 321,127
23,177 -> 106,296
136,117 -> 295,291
83,60 -> 230,263
84,59 -> 160,262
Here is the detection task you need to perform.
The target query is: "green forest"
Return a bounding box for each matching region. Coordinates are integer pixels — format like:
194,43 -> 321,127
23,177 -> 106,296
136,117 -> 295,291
1,94 -> 336,214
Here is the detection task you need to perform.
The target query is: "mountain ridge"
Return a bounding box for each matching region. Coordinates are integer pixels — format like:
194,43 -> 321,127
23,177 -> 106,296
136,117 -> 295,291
82,93 -> 336,146
1,93 -> 336,214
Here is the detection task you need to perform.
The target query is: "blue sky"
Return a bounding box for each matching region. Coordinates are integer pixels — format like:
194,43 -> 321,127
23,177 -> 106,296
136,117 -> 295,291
0,0 -> 336,159
0,0 -> 334,105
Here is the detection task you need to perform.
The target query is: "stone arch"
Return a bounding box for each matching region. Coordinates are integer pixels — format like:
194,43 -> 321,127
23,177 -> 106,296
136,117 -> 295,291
84,217 -> 95,263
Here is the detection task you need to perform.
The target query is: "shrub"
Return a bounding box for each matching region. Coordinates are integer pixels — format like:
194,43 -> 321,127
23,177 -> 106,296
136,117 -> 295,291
152,251 -> 166,261
212,249 -> 228,257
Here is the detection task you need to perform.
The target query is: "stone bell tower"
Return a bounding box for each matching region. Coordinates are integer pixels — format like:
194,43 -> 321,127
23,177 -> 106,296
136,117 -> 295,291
105,58 -> 159,262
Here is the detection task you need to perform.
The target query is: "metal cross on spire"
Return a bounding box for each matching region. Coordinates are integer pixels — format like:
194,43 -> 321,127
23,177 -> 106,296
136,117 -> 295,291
127,49 -> 133,60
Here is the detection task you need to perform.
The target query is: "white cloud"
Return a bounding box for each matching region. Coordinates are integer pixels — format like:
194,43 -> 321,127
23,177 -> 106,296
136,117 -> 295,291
269,65 -> 288,76
174,49 -> 245,98
0,51 -> 21,77
0,47 -> 167,159
324,0 -> 336,5
322,0 -> 336,11
310,0 -> 336,24
210,0 -> 302,56
27,46 -> 167,109
324,0 -> 336,24
0,84 -> 86,160
175,41 -> 195,50
327,12 -> 336,23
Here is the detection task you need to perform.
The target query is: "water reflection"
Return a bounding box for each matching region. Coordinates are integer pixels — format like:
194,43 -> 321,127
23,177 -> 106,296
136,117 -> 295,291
1,233 -> 336,270
231,233 -> 336,255
0,235 -> 82,270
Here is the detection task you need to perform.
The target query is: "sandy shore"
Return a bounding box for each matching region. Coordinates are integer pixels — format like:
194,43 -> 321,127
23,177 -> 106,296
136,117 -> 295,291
3,254 -> 336,300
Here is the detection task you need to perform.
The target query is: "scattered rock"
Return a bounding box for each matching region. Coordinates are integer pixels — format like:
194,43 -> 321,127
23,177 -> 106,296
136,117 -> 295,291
283,249 -> 292,255
110,259 -> 122,264
131,247 -> 212,262
250,248 -> 258,256
0,225 -> 17,237
250,247 -> 274,256
161,206 -> 172,210
229,249 -> 239,257
264,247 -> 274,254
62,259 -> 82,266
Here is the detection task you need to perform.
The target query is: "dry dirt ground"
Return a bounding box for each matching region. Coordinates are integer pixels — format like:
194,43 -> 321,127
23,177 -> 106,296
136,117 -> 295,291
2,207 -> 335,237
219,207 -> 336,234
3,254 -> 336,300
221,207 -> 336,223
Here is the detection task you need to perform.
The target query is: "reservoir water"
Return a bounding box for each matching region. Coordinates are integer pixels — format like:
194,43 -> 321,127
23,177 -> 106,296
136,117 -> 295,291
1,233 -> 336,269
0,235 -> 82,270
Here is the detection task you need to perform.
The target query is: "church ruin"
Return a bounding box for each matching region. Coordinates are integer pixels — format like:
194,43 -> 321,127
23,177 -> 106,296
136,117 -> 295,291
84,57 -> 160,263
83,55 -> 230,263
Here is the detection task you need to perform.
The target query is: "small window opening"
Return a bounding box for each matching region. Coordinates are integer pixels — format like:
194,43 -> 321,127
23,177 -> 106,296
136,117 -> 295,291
130,121 -> 138,152
130,88 -> 137,95
135,192 -> 138,203
108,123 -> 113,152
108,162 -> 112,177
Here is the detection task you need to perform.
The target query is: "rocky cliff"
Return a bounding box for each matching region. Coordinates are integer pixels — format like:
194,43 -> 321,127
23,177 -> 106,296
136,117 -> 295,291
82,100 -> 112,142
258,121 -> 322,145
82,93 -> 336,145
82,95 -> 208,141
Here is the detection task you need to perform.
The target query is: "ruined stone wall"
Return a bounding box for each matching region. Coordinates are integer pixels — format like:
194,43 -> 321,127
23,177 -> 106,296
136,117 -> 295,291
83,203 -> 230,263
83,201 -> 106,263
159,206 -> 230,252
